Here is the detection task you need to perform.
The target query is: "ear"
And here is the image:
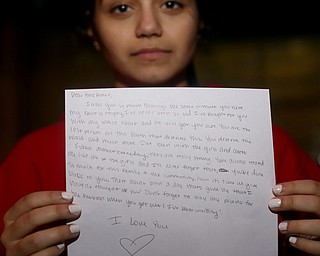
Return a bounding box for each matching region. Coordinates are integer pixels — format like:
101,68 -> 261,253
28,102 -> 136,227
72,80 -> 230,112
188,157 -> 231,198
85,10 -> 101,51
196,19 -> 205,40
198,20 -> 205,32
85,10 -> 94,38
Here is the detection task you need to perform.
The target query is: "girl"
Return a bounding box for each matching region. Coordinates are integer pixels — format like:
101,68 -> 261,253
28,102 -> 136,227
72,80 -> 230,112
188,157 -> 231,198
1,1 -> 320,255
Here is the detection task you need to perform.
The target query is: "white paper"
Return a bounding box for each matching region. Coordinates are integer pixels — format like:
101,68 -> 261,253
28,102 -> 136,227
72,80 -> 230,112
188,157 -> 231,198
65,87 -> 277,256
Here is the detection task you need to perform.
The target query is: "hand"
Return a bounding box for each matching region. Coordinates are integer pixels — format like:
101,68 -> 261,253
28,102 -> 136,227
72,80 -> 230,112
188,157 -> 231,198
269,180 -> 320,255
1,191 -> 81,256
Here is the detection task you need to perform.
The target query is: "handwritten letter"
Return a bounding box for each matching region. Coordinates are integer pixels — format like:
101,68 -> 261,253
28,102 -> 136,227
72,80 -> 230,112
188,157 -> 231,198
65,88 -> 277,256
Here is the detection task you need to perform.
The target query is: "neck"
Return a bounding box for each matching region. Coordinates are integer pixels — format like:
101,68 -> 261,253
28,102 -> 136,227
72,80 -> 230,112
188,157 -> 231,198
113,76 -> 190,87
114,80 -> 189,88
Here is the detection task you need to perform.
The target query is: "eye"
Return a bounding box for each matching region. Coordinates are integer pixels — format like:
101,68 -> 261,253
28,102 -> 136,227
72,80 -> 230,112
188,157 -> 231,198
162,1 -> 183,10
111,4 -> 133,14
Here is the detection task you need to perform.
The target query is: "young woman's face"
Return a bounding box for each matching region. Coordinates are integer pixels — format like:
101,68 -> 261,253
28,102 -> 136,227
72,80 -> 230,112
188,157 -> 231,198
89,0 -> 201,87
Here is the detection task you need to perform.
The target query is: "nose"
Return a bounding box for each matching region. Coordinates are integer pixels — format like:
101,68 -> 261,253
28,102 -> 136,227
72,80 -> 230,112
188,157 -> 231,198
135,7 -> 162,38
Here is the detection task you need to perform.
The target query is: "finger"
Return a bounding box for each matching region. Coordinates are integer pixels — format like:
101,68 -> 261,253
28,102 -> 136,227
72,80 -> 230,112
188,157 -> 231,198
268,195 -> 320,215
13,224 -> 80,256
288,236 -> 320,256
4,191 -> 73,225
8,204 -> 81,240
272,180 -> 320,197
279,219 -> 320,238
32,243 -> 65,256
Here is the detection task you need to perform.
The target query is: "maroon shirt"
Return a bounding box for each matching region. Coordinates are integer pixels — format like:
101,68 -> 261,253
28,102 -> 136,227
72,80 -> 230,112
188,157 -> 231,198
1,119 -> 319,255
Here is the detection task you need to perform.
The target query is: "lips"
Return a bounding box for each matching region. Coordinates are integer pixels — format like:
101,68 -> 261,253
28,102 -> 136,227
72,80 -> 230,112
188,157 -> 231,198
131,47 -> 172,60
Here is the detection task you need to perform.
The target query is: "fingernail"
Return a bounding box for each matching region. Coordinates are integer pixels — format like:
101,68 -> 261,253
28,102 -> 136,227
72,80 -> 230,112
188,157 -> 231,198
57,243 -> 65,250
278,222 -> 288,232
62,192 -> 73,200
272,185 -> 282,195
70,224 -> 80,234
268,198 -> 281,208
69,204 -> 82,215
289,236 -> 297,244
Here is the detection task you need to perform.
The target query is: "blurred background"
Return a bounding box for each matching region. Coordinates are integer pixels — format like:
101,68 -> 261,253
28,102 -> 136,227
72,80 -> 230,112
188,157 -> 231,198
0,1 -> 319,163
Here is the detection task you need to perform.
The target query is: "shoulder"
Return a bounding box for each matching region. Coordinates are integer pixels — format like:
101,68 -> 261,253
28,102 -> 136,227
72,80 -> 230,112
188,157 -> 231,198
272,125 -> 313,163
13,119 -> 64,154
1,119 -> 65,170
272,125 -> 320,183
21,119 -> 65,146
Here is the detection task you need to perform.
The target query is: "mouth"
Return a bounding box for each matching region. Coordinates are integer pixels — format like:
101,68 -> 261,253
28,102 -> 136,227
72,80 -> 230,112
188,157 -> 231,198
131,47 -> 172,60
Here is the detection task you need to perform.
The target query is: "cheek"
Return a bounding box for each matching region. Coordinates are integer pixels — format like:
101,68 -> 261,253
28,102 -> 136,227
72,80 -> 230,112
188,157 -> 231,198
95,21 -> 131,56
99,32 -> 127,61
185,20 -> 199,46
101,42 -> 134,78
176,21 -> 198,56
173,16 -> 198,44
